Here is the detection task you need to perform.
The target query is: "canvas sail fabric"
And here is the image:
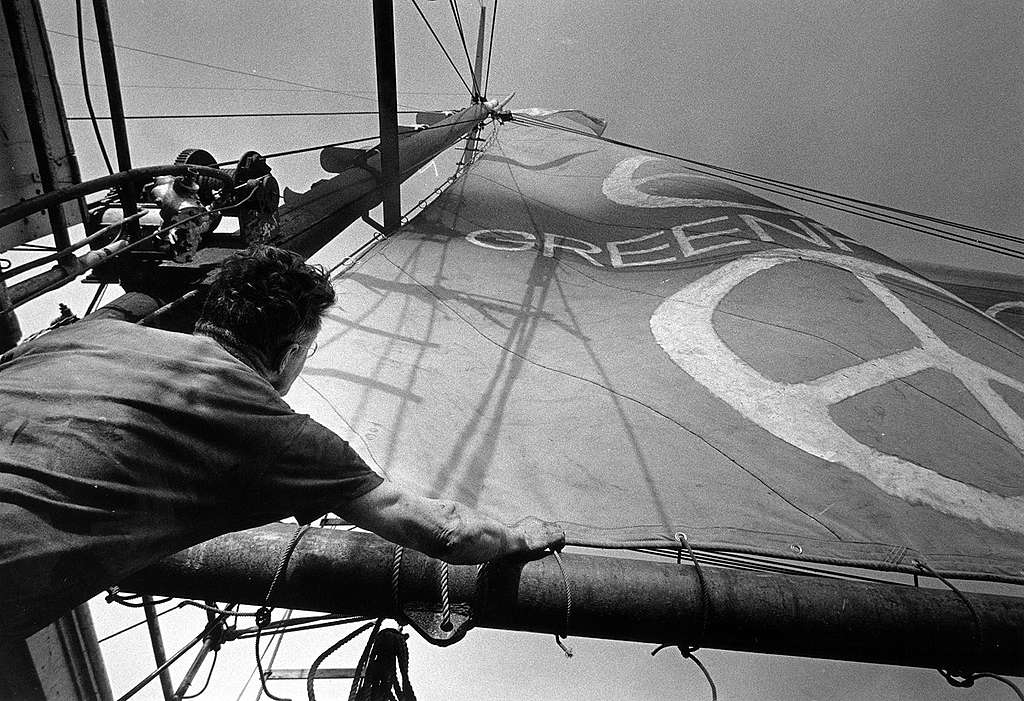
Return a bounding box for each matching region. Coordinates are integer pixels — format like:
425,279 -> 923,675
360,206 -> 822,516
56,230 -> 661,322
293,118 -> 1024,583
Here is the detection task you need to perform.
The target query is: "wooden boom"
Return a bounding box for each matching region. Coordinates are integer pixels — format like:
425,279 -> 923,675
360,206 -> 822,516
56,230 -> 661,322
123,524 -> 1024,676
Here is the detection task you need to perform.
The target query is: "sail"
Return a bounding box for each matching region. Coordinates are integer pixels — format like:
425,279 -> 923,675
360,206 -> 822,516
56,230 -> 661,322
294,116 -> 1024,583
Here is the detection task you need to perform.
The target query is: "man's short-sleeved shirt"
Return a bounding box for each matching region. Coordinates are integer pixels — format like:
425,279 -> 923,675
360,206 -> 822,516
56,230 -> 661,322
0,319 -> 383,639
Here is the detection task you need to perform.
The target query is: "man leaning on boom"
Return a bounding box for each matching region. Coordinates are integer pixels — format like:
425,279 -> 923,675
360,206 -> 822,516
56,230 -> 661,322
0,244 -> 564,641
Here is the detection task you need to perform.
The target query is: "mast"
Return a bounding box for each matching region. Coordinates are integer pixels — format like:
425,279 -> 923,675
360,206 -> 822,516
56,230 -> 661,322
372,0 -> 402,231
123,524 -> 1024,676
90,0 -> 139,237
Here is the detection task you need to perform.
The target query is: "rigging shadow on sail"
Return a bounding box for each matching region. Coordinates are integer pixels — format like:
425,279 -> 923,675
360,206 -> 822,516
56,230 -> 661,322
298,116 -> 1024,584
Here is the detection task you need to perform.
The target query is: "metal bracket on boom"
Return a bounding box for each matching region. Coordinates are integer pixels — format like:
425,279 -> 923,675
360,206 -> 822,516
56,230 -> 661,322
401,604 -> 473,647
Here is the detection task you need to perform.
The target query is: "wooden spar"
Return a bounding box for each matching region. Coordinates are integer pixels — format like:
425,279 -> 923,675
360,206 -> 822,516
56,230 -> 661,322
122,524 -> 1024,676
473,3 -> 487,97
275,101 -> 489,259
372,0 -> 401,231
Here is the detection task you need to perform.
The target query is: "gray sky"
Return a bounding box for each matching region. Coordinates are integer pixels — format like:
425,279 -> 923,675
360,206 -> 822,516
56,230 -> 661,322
27,1 -> 1024,699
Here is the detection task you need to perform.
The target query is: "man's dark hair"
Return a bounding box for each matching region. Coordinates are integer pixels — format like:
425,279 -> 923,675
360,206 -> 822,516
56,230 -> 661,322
198,245 -> 335,363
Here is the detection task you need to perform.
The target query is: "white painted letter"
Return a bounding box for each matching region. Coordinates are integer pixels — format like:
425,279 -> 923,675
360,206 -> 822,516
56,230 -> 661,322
466,229 -> 536,252
542,234 -> 604,267
607,231 -> 676,268
740,215 -> 830,249
671,217 -> 748,258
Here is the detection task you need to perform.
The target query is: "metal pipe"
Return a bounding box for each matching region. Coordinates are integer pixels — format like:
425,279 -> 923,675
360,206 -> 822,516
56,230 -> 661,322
8,239 -> 128,307
0,164 -> 232,231
2,210 -> 146,281
372,0 -> 401,231
122,525 -> 1024,676
2,0 -> 72,260
142,597 -> 175,701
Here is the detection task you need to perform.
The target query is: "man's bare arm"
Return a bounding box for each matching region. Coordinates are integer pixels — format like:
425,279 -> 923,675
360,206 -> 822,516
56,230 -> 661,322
336,481 -> 564,564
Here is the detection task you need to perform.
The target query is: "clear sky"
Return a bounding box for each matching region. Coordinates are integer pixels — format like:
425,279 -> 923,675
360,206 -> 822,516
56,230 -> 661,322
20,1 -> 1024,700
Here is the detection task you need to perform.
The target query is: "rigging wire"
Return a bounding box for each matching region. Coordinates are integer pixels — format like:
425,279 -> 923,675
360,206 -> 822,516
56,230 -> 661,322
47,29 -> 394,108
69,110 -> 422,121
409,0 -> 474,95
74,0 -> 112,174
632,547 -> 919,586
97,601 -> 178,644
513,113 -> 1024,255
449,0 -> 478,95
512,114 -> 1024,261
483,0 -> 498,97
229,135 -> 378,165
115,605 -> 236,701
227,116 -> 487,167
85,282 -> 109,316
65,81 -> 474,97
512,114 -> 1022,247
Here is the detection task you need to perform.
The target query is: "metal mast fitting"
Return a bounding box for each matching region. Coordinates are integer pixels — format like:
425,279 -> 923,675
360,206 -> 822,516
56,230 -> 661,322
123,525 -> 1024,676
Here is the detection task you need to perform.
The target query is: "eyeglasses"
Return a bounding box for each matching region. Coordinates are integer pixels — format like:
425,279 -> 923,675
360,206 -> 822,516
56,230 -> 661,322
306,341 -> 318,359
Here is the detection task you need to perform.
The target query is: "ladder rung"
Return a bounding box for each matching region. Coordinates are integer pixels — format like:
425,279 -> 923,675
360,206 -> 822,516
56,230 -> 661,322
265,668 -> 357,680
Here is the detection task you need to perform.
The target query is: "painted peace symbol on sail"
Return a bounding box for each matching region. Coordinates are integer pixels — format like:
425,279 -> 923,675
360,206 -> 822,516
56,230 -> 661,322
649,249 -> 1024,533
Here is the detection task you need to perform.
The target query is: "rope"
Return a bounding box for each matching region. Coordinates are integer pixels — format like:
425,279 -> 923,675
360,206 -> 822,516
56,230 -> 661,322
550,550 -> 574,657
913,558 -> 997,692
913,559 -> 983,650
231,616 -> 370,641
75,0 -> 112,174
347,624 -> 417,701
304,621 -> 377,701
937,671 -> 1024,701
347,619 -> 384,701
410,0 -> 474,95
651,644 -> 718,701
105,589 -> 173,608
392,544 -> 405,614
436,560 -> 454,631
97,601 -> 178,643
253,524 -> 311,701
675,533 -> 711,651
